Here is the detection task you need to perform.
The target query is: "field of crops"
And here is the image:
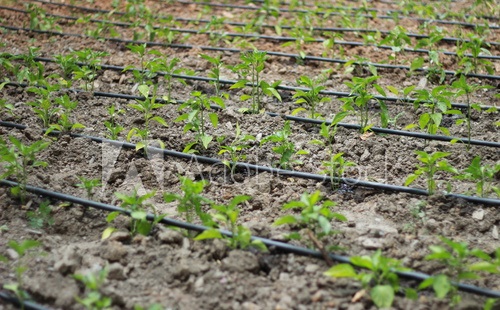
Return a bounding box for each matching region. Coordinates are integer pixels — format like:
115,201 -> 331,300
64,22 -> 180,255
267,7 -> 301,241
0,0 -> 499,309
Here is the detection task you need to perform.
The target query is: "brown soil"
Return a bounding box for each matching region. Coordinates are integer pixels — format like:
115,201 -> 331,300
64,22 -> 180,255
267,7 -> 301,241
0,0 -> 499,309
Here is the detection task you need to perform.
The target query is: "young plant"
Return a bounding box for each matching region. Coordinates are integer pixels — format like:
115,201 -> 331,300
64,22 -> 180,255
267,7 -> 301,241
175,91 -> 224,153
340,76 -> 387,132
71,48 -> 108,91
163,176 -> 214,229
127,85 -> 168,154
451,74 -> 492,150
260,121 -> 309,169
74,268 -> 112,310
282,25 -> 315,60
407,86 -> 461,137
200,16 -> 229,46
160,57 -> 192,104
230,50 -> 281,114
325,250 -> 411,309
379,25 -> 412,64
104,104 -> 124,140
76,176 -> 102,200
46,94 -> 85,134
195,195 -> 267,251
218,123 -> 255,173
0,136 -> 50,203
274,191 -> 346,259
200,53 -> 227,98
455,156 -> 500,198
106,189 -> 164,237
26,200 -> 54,230
124,43 -> 152,85
419,237 -> 498,306
457,34 -> 494,75
405,151 -> 457,195
27,82 -> 61,128
291,73 -> 331,119
54,53 -> 78,82
0,239 -> 41,309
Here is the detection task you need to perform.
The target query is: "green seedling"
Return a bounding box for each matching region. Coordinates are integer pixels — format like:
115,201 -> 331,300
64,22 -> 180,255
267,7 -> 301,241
323,152 -> 356,191
260,121 -> 309,169
175,91 -> 225,153
282,25 -> 315,60
105,189 -> 165,237
325,250 -> 412,309
54,53 -> 78,83
457,34 -> 494,75
200,53 -> 227,98
1,239 -> 41,310
407,86 -> 462,137
274,191 -> 346,259
379,25 -> 412,64
76,176 -> 102,200
419,237 -> 498,306
218,123 -> 255,173
160,57 -> 192,104
104,105 -> 124,140
74,268 -> 112,310
124,43 -> 153,85
195,195 -> 267,251
0,136 -> 50,203
451,74 -> 493,150
343,56 -> 377,77
127,85 -> 168,154
230,50 -> 281,114
405,151 -> 457,195
455,156 -> 500,198
26,82 -> 61,128
25,3 -> 61,32
340,75 -> 388,132
200,16 -> 229,45
26,200 -> 54,229
47,94 -> 85,134
291,74 -> 331,119
0,97 -> 15,118
163,176 -> 214,228
322,32 -> 345,59
71,48 -> 108,91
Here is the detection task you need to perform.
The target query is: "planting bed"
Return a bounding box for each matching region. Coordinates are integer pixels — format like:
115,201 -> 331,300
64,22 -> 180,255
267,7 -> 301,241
0,0 -> 499,309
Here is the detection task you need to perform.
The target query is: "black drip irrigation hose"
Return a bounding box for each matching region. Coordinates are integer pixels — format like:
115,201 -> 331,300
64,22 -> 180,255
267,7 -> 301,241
3,73 -> 500,147
2,79 -> 499,148
26,0 -> 500,47
15,2 -> 500,57
1,120 -> 500,205
1,24 -> 499,81
1,178 -> 500,299
175,0 -> 500,30
24,55 -> 500,111
0,292 -> 50,310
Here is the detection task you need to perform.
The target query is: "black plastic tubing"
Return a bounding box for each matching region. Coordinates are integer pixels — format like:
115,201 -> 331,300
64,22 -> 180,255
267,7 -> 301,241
1,179 -> 500,299
1,120 -> 499,205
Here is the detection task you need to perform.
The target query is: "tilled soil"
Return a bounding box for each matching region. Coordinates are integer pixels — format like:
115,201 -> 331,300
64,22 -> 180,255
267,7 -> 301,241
0,0 -> 499,309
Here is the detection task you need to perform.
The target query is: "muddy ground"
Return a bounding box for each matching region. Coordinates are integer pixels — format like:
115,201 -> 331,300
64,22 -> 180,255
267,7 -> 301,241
0,0 -> 499,309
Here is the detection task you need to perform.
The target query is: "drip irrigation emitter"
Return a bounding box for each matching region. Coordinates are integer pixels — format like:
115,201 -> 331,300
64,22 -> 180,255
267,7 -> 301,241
4,5 -> 499,60
24,0 -> 500,47
2,80 -> 499,148
174,0 -> 500,29
1,120 -> 499,205
1,178 -> 500,299
1,24 -> 499,82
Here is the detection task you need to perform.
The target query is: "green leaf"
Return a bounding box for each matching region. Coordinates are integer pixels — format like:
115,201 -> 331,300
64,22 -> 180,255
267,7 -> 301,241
101,227 -> 117,240
273,215 -> 297,226
150,116 -> 168,127
106,211 -> 121,223
267,87 -> 282,102
194,229 -> 222,240
324,264 -> 357,278
209,113 -> 218,128
371,285 -> 394,308
433,275 -> 451,298
200,135 -> 213,149
138,84 -> 149,98
230,80 -> 248,89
